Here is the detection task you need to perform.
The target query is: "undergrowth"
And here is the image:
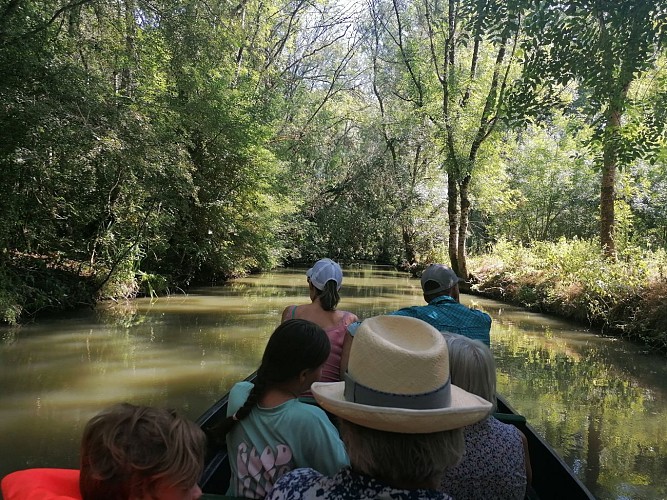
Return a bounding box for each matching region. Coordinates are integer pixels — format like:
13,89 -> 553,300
470,238 -> 667,353
0,254 -> 99,324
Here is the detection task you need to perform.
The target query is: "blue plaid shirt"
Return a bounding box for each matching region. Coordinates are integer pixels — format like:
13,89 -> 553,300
390,295 -> 491,346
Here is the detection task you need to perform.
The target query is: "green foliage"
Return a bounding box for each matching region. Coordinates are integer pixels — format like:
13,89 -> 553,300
0,268 -> 22,325
478,115 -> 599,244
629,159 -> 667,249
510,0 -> 667,254
0,0 -> 294,320
515,0 -> 665,124
472,239 -> 667,351
138,271 -> 169,299
1,0 -> 666,332
0,254 -> 98,323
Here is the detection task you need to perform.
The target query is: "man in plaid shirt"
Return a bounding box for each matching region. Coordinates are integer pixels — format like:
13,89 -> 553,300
390,264 -> 491,347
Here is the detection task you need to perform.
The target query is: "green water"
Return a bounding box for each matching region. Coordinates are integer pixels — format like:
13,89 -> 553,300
1,266 -> 665,499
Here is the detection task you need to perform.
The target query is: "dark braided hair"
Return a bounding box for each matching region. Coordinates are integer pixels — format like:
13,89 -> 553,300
314,280 -> 340,311
215,319 -> 330,439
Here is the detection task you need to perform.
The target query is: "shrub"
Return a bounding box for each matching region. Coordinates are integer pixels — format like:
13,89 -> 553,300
471,239 -> 667,353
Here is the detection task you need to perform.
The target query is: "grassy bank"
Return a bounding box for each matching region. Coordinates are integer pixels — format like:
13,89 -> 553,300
469,239 -> 667,353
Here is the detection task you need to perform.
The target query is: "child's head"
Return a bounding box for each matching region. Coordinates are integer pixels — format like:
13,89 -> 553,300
79,403 -> 206,500
258,319 -> 331,383
216,319 -> 330,438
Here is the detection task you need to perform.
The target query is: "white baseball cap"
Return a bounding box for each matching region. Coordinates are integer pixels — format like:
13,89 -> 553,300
306,258 -> 343,291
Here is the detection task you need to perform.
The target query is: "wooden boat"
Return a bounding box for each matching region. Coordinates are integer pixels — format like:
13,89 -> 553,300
196,373 -> 596,499
495,395 -> 595,500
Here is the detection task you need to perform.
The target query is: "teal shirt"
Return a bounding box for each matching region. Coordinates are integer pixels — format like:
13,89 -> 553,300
226,381 -> 349,498
347,296 -> 491,347
391,296 -> 491,346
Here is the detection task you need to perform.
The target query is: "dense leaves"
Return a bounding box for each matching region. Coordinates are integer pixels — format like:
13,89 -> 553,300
0,0 -> 290,319
0,0 -> 666,328
512,0 -> 667,255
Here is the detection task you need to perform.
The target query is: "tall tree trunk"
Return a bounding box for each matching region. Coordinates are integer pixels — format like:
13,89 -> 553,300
402,226 -> 417,266
600,107 -> 621,258
447,175 -> 459,274
457,174 -> 471,279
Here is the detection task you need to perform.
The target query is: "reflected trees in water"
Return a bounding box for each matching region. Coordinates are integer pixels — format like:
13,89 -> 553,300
493,322 -> 666,498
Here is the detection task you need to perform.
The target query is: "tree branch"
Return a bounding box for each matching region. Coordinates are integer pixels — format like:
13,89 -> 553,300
10,0 -> 97,41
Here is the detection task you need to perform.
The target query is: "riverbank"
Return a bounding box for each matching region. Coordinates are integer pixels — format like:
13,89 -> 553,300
0,254 -> 98,324
468,239 -> 667,354
0,250 -> 243,325
4,242 -> 667,355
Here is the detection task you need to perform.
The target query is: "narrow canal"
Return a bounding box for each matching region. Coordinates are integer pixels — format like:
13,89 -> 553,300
0,266 -> 665,499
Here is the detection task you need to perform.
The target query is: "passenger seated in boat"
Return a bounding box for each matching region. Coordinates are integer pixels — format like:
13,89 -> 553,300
1,403 -> 206,500
340,263 -> 491,379
390,264 -> 491,345
281,259 -> 358,387
265,316 -> 493,500
215,319 -> 349,499
439,334 -> 532,500
80,403 -> 207,500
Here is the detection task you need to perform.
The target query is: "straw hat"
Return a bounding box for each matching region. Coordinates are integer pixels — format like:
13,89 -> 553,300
311,316 -> 492,433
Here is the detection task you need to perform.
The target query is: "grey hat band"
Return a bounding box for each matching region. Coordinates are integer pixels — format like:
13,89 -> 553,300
344,372 -> 452,410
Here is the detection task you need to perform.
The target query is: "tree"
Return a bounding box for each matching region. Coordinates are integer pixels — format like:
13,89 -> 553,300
481,116 -> 599,244
358,0 -> 527,278
360,0 -> 444,265
517,0 -> 667,257
0,0 -> 306,318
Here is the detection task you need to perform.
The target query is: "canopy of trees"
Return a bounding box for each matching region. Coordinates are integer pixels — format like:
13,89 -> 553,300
1,0 -> 666,322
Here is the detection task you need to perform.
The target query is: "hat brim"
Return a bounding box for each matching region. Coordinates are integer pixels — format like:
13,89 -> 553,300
311,381 -> 493,434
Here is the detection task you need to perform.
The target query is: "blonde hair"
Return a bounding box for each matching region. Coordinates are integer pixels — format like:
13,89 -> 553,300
445,333 -> 497,410
339,419 -> 464,489
79,403 -> 206,500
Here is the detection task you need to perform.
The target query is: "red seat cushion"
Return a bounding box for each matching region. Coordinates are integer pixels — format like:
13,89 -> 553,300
1,469 -> 82,500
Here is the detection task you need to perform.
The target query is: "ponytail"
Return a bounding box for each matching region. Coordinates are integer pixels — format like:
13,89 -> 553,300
316,280 -> 340,311
214,369 -> 268,439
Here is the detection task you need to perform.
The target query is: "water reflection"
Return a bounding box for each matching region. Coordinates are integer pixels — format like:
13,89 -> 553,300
0,266 -> 665,499
489,302 -> 667,500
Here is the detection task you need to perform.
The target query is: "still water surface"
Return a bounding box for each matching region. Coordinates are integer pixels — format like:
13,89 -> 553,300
1,266 -> 665,499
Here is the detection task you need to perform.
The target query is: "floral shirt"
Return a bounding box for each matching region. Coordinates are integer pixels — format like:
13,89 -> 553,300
266,467 -> 453,500
440,417 -> 527,500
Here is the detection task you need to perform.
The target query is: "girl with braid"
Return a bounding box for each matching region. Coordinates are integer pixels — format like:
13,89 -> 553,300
217,319 -> 349,499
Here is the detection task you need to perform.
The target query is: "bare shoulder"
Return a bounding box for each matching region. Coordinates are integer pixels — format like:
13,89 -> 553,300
342,310 -> 359,324
281,305 -> 297,322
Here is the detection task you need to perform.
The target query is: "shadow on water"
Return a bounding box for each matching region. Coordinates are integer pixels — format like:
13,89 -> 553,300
0,266 -> 665,499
